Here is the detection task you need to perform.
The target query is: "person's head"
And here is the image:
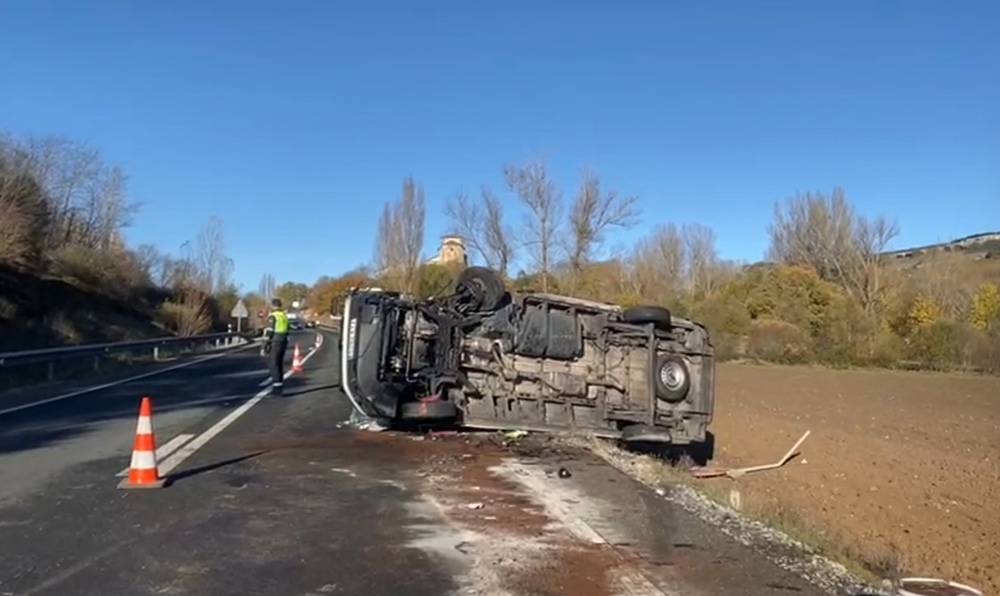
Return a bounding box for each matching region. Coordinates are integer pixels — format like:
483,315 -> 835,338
271,298 -> 282,310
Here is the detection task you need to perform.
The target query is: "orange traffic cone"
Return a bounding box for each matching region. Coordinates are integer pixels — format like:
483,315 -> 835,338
292,343 -> 303,373
119,397 -> 167,489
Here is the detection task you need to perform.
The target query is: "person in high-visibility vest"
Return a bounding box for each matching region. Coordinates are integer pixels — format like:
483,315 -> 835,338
261,298 -> 290,396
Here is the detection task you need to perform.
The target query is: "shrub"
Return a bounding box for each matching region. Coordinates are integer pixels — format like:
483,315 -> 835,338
905,320 -> 961,371
160,286 -> 212,336
746,318 -> 813,364
969,283 -> 1000,332
50,245 -> 153,301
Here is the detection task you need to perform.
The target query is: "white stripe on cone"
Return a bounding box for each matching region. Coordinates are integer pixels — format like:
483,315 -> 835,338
136,415 -> 153,435
130,449 -> 157,470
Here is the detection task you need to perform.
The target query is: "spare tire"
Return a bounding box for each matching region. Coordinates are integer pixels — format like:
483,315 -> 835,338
653,353 -> 690,402
456,266 -> 505,312
622,305 -> 672,331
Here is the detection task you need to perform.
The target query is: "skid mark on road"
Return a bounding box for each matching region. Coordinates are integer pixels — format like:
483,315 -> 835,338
390,431 -> 677,596
495,461 -> 673,595
21,538 -> 135,595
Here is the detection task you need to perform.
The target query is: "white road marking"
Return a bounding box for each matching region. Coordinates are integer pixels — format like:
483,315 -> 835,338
155,332 -> 322,478
0,342 -> 258,417
115,433 -> 195,477
255,343 -> 318,387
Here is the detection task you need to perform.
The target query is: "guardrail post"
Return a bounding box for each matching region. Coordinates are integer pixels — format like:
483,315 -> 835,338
47,361 -> 55,382
93,355 -> 100,373
153,346 -> 160,361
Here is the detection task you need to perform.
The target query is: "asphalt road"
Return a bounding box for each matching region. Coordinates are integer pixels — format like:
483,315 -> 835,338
0,329 -> 840,596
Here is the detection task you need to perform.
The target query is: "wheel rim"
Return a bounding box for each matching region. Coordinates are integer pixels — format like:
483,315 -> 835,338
659,360 -> 686,391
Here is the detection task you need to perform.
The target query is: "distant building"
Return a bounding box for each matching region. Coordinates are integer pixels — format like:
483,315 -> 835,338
425,235 -> 468,267
373,235 -> 469,280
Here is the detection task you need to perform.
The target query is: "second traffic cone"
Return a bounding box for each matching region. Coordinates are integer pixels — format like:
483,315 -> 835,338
292,343 -> 303,373
119,396 -> 167,489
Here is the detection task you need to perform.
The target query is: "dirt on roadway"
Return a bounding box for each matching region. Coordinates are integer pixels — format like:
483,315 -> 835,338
244,427 -> 828,596
705,363 -> 1000,594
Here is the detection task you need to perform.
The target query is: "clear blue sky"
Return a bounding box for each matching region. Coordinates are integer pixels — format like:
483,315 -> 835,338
1,0 -> 997,292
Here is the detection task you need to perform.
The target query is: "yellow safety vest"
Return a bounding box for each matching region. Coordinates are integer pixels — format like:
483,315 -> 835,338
271,309 -> 289,333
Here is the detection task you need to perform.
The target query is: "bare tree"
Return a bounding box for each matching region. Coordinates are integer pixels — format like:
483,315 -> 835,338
373,177 -> 427,293
259,273 -> 276,303
444,186 -> 516,276
192,216 -> 233,295
133,244 -> 169,286
396,177 -> 426,294
482,188 -> 516,277
82,166 -> 135,250
567,169 -> 639,292
504,160 -> 562,292
374,201 -> 397,275
0,156 -> 50,267
6,134 -> 139,250
767,187 -> 900,317
683,223 -> 722,298
905,251 -> 970,320
627,223 -> 688,303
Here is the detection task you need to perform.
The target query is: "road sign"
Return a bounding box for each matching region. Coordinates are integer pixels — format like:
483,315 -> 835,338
231,299 -> 249,319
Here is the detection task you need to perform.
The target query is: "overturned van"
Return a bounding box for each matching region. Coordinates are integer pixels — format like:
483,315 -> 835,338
338,267 -> 715,445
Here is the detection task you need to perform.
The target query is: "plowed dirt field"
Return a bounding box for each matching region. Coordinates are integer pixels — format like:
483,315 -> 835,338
706,363 -> 1000,593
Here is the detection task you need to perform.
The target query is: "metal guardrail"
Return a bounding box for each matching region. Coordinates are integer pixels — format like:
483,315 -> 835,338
0,332 -> 255,386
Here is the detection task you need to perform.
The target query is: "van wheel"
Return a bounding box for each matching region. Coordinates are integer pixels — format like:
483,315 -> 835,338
456,266 -> 505,312
622,305 -> 672,330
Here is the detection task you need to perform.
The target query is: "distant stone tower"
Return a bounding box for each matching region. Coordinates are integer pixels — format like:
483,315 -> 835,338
440,235 -> 467,265
427,235 -> 468,267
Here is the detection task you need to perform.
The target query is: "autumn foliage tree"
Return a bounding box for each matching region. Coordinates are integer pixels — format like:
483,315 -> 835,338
333,164 -> 998,375
308,268 -> 373,317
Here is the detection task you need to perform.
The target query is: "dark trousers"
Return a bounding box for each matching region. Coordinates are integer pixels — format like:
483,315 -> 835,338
268,337 -> 288,387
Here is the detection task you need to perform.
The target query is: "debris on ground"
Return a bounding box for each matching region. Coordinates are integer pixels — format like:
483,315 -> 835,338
345,408 -> 391,432
897,577 -> 984,596
690,430 -> 810,480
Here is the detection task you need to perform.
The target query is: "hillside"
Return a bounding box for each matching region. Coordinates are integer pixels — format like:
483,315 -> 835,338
883,231 -> 1000,287
882,231 -> 1000,259
0,265 -> 168,353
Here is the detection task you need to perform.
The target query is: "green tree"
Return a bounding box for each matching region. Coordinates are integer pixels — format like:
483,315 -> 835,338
276,281 -> 309,309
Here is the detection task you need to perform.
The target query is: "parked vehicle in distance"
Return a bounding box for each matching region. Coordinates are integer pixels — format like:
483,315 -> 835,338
338,267 -> 715,446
